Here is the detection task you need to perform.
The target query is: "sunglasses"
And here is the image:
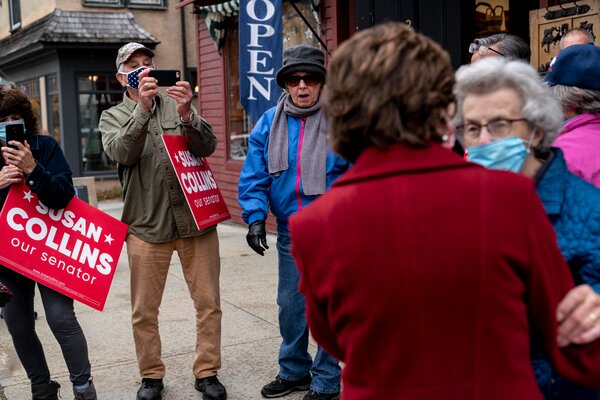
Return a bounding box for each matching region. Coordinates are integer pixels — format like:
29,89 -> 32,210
284,75 -> 322,87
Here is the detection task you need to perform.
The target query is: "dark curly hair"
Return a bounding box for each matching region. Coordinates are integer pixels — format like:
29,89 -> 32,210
0,88 -> 39,133
323,22 -> 456,162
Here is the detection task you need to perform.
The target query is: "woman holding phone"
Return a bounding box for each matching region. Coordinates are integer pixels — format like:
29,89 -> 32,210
0,88 -> 97,400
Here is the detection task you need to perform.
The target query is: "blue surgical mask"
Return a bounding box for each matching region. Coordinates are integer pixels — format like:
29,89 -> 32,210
466,135 -> 529,172
119,66 -> 152,90
0,119 -> 26,143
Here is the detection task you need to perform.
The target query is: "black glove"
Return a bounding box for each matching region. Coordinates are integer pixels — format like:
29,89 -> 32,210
247,220 -> 269,256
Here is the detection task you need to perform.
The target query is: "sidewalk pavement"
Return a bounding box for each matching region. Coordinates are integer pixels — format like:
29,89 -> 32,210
0,200 -> 317,400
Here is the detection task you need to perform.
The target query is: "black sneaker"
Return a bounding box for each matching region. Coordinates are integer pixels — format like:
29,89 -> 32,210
73,378 -> 97,400
303,390 -> 340,400
261,374 -> 311,398
136,378 -> 163,400
31,380 -> 61,400
195,375 -> 227,400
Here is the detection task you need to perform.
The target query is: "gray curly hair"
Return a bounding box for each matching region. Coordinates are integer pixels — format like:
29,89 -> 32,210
472,33 -> 531,61
551,84 -> 600,115
454,57 -> 563,151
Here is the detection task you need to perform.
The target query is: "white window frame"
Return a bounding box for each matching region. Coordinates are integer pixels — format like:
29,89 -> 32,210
82,0 -> 124,7
82,0 -> 166,8
128,0 -> 164,6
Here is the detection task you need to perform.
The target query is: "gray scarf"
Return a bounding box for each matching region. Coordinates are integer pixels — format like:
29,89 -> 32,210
268,93 -> 327,196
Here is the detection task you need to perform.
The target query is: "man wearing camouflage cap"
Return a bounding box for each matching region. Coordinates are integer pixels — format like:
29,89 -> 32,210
99,42 -> 226,400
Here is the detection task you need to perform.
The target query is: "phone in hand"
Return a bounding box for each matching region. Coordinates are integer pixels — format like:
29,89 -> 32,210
148,70 -> 181,87
6,123 -> 25,149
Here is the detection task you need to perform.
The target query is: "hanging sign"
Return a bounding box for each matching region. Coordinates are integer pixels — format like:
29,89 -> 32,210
239,0 -> 283,121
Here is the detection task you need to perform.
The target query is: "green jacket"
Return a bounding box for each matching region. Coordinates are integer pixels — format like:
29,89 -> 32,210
99,93 -> 217,243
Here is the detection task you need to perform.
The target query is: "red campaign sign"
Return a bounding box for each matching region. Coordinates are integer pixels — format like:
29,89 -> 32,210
162,135 -> 231,230
0,183 -> 128,311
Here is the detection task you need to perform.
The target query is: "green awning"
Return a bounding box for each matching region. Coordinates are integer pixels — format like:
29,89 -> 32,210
198,0 -> 321,51
199,0 -> 239,50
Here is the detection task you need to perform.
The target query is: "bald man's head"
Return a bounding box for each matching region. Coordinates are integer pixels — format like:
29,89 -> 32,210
560,28 -> 594,50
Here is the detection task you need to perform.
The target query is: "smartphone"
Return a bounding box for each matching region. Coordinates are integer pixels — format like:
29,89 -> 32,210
6,123 -> 25,149
148,69 -> 181,87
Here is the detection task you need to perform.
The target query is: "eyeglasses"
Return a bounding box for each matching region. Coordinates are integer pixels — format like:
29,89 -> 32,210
468,42 -> 505,57
455,118 -> 529,143
284,75 -> 322,87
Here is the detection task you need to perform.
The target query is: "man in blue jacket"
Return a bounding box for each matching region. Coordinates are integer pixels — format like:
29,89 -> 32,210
238,44 -> 349,400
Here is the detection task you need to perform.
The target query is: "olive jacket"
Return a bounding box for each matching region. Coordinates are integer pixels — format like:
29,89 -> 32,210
99,93 -> 216,243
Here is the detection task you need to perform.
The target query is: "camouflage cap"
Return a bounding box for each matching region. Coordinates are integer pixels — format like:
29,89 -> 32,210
115,42 -> 155,69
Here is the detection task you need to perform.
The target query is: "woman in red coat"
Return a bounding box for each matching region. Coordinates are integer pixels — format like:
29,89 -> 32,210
289,22 -> 600,400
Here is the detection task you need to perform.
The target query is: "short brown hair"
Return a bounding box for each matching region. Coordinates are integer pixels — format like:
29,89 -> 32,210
0,88 -> 38,133
323,22 -> 455,162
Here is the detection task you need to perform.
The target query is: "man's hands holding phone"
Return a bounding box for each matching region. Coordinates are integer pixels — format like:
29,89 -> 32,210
166,80 -> 194,122
136,68 -> 159,113
137,68 -> 193,121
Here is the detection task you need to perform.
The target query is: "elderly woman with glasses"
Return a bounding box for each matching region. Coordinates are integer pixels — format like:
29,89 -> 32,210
469,33 -> 531,63
238,44 -> 349,400
454,56 -> 600,400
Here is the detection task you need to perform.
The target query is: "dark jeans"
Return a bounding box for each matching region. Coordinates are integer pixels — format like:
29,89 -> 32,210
276,225 -> 341,394
0,267 -> 91,385
533,358 -> 600,400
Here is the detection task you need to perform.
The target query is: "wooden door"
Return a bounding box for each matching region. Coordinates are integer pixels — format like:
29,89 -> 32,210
530,0 -> 599,73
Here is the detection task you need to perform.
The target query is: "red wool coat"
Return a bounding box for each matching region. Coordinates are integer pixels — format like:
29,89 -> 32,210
289,143 -> 600,400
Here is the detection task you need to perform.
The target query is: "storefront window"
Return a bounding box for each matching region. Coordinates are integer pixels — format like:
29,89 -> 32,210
17,78 -> 41,130
47,74 -> 61,144
282,0 -> 320,48
77,73 -> 122,173
186,67 -> 200,98
225,0 -> 321,161
225,17 -> 252,161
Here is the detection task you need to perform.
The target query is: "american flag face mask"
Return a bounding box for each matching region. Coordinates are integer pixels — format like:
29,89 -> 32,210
120,66 -> 152,90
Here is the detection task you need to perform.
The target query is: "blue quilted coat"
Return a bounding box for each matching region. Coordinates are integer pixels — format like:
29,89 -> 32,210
532,148 -> 600,400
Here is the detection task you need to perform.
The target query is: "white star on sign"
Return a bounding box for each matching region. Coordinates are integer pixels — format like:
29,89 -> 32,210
104,233 -> 114,245
174,154 -> 180,164
23,190 -> 34,202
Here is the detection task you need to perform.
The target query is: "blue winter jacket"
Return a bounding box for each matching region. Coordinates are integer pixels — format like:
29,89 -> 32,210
238,106 -> 350,227
0,133 -> 74,210
535,148 -> 600,292
532,147 -> 600,400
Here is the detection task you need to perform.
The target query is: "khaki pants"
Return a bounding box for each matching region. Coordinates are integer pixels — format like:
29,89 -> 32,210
126,230 -> 222,379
